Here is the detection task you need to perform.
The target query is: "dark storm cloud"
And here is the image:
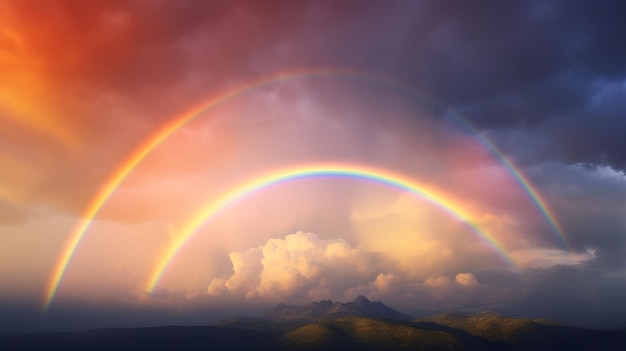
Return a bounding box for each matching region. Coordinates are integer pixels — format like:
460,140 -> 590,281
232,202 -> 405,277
398,0 -> 626,170
290,0 -> 626,170
550,165 -> 626,269
500,265 -> 626,328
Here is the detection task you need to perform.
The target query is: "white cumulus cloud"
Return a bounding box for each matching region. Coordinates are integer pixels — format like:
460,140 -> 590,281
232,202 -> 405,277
207,231 -> 385,302
206,231 -> 522,310
455,273 -> 479,287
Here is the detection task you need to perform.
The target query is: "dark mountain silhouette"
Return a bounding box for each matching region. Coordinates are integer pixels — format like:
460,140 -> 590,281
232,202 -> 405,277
2,301 -> 626,350
268,295 -> 413,322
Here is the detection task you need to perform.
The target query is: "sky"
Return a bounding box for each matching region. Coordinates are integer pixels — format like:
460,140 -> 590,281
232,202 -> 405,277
1,0 -> 626,334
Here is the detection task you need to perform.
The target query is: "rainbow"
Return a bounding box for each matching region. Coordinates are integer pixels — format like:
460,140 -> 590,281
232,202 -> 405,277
145,163 -> 517,293
44,68 -> 562,310
446,112 -> 569,249
42,68 -> 378,310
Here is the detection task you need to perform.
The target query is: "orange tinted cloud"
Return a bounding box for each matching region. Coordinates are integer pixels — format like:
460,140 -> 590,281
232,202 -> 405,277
0,40 -> 81,147
0,0 -> 316,216
206,231 -> 392,302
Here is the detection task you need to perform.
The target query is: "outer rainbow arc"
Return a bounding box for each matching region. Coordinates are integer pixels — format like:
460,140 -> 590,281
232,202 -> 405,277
448,113 -> 568,249
41,67 -> 375,311
42,108 -> 194,310
145,164 -> 517,293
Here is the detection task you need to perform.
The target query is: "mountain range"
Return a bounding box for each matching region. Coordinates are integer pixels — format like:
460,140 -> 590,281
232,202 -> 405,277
267,295 -> 413,322
2,297 -> 625,350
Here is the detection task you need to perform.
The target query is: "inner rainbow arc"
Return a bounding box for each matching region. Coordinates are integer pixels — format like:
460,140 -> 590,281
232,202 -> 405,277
145,163 -> 517,293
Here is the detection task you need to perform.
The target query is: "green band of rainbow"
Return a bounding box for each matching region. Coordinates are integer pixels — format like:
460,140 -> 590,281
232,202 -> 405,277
145,163 -> 517,293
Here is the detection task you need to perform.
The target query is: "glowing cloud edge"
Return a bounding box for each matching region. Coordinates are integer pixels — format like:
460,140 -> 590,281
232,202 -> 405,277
145,163 -> 518,293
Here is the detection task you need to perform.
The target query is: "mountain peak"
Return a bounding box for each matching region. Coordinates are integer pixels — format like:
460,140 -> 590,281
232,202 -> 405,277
268,296 -> 412,322
353,295 -> 371,304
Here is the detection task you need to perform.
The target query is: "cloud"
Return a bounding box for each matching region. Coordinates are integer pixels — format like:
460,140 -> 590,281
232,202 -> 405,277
207,231 -> 385,302
455,273 -> 479,287
511,249 -> 594,269
0,0 -> 317,218
206,231 -> 526,311
344,269 -> 526,313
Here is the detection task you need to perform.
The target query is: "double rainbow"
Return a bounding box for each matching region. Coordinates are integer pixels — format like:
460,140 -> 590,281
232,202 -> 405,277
43,68 -> 564,310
